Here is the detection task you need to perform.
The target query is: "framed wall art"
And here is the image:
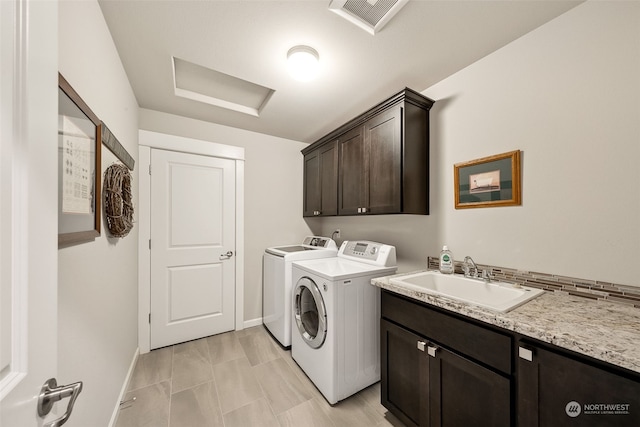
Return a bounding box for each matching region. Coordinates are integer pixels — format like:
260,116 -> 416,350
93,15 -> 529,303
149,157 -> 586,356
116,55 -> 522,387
58,73 -> 102,246
454,150 -> 521,209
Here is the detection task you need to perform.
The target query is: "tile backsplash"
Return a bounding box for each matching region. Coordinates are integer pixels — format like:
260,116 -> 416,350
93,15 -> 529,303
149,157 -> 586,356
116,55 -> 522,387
427,257 -> 640,308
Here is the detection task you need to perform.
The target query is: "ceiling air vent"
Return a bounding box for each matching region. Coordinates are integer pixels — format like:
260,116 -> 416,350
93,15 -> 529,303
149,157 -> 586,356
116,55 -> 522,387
329,0 -> 409,35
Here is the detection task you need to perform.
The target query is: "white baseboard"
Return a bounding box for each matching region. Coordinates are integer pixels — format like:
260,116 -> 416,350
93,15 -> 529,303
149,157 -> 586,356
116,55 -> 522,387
243,317 -> 263,329
108,347 -> 140,427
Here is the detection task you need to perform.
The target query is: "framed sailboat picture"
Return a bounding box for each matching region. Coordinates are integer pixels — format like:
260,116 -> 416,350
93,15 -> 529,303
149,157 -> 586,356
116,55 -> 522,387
454,150 -> 521,209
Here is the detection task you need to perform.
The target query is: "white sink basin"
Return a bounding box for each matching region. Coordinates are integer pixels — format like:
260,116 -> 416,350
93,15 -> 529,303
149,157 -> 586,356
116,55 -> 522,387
389,271 -> 544,313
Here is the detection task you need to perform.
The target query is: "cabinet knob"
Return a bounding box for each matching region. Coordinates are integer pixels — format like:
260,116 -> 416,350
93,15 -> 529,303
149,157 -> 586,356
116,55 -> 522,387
417,341 -> 426,351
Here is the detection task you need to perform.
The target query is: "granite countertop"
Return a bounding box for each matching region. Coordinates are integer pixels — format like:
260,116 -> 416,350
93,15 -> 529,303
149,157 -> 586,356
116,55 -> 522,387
372,271 -> 640,374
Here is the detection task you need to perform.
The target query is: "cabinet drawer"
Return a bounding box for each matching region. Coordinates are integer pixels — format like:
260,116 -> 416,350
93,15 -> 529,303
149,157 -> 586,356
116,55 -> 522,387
382,290 -> 512,374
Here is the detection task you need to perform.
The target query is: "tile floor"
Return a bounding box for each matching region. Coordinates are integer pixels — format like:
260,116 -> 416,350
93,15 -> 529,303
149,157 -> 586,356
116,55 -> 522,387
115,326 -> 405,427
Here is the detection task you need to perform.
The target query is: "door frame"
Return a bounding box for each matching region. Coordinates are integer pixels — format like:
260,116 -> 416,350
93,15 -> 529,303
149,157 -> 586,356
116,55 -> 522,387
138,130 -> 245,354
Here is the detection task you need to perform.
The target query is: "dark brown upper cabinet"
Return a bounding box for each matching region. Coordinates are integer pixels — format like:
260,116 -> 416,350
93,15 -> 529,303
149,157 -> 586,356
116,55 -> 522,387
302,88 -> 434,217
303,140 -> 338,217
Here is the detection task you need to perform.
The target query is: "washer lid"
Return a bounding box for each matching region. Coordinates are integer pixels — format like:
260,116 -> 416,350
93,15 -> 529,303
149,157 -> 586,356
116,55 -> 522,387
267,245 -> 315,254
293,257 -> 397,281
265,236 -> 337,257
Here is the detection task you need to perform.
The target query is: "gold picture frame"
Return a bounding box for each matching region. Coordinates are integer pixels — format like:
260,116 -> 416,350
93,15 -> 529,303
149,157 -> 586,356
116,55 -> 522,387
454,150 -> 521,209
58,73 -> 102,246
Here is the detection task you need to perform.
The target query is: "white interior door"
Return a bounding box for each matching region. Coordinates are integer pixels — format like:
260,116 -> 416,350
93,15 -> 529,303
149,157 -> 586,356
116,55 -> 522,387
1,1 -> 72,425
150,149 -> 236,349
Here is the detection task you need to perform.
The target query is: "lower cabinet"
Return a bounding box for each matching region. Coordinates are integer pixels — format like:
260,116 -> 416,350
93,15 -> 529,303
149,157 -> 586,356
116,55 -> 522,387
518,341 -> 640,427
381,289 -> 513,427
381,319 -> 428,426
381,318 -> 511,427
430,345 -> 511,427
381,290 -> 640,427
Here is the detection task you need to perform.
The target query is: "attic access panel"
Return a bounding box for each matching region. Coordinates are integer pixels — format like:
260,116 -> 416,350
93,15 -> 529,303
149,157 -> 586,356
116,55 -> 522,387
329,0 -> 409,35
172,57 -> 275,117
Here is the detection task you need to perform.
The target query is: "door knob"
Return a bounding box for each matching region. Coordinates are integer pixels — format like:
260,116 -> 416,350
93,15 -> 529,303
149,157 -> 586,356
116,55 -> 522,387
38,378 -> 83,427
219,250 -> 234,260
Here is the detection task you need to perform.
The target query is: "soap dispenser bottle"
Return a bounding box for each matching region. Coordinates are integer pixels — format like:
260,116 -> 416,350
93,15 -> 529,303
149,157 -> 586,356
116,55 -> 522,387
439,245 -> 454,274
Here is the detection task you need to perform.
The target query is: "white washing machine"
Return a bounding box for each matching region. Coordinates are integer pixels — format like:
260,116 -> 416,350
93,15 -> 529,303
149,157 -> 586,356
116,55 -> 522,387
291,240 -> 397,404
263,236 -> 337,348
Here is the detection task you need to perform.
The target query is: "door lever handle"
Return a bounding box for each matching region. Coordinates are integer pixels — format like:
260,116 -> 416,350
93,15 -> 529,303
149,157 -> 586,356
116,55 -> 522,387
38,378 -> 83,427
219,250 -> 234,260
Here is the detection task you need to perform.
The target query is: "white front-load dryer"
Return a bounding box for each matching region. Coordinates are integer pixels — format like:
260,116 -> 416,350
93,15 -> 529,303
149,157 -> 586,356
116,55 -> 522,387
291,241 -> 397,404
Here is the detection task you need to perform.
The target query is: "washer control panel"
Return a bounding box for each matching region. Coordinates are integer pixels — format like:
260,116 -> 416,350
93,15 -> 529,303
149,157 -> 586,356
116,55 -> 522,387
302,236 -> 338,249
338,241 -> 397,267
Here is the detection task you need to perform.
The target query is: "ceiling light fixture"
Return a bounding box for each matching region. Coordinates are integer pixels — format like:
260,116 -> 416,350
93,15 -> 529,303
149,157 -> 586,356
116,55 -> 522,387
287,45 -> 320,82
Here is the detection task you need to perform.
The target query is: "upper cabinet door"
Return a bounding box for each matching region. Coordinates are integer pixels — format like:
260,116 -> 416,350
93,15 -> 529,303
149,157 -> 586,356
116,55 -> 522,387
318,141 -> 338,216
303,149 -> 321,217
365,105 -> 402,214
338,126 -> 366,215
303,140 -> 338,217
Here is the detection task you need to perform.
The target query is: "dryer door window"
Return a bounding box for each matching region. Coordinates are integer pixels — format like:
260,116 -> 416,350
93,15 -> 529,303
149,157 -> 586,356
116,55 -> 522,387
294,277 -> 327,349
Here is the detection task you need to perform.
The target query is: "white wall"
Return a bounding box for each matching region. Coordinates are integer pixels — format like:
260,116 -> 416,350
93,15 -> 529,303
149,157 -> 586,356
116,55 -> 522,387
138,109 -> 312,322
312,1 -> 640,287
58,1 -> 139,425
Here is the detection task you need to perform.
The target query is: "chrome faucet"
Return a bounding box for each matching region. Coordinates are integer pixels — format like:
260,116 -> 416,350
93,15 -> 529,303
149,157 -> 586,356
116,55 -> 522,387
481,268 -> 494,283
462,256 -> 478,278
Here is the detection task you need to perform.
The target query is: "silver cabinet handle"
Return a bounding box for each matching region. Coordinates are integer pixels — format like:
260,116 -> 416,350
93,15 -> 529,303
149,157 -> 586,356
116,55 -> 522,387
417,341 -> 426,351
38,378 -> 83,427
219,250 -> 234,260
518,346 -> 533,362
427,345 -> 438,358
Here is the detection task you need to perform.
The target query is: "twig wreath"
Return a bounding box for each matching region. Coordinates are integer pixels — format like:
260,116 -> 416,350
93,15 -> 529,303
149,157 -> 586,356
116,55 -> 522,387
103,163 -> 134,237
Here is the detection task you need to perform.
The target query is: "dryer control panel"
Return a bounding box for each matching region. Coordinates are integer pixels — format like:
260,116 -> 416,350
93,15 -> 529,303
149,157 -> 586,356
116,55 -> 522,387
338,241 -> 397,267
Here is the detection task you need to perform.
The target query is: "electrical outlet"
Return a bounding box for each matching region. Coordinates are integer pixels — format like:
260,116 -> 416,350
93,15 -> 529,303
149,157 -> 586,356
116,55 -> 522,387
334,229 -> 341,238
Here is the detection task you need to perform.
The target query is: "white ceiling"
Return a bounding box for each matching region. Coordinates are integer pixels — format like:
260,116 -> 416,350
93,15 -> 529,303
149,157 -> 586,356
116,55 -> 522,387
98,0 -> 581,144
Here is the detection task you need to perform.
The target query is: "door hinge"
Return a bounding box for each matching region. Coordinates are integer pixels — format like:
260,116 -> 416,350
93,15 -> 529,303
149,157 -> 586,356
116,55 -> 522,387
149,239 -> 151,250
148,164 -> 152,175
148,313 -> 151,324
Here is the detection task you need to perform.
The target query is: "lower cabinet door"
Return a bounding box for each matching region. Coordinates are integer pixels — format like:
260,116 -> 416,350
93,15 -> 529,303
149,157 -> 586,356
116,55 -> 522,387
381,319 -> 429,427
518,342 -> 640,427
429,345 -> 511,427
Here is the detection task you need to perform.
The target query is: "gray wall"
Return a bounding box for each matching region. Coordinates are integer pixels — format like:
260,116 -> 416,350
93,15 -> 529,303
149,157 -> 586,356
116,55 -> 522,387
311,1 -> 640,287
58,1 -> 140,425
